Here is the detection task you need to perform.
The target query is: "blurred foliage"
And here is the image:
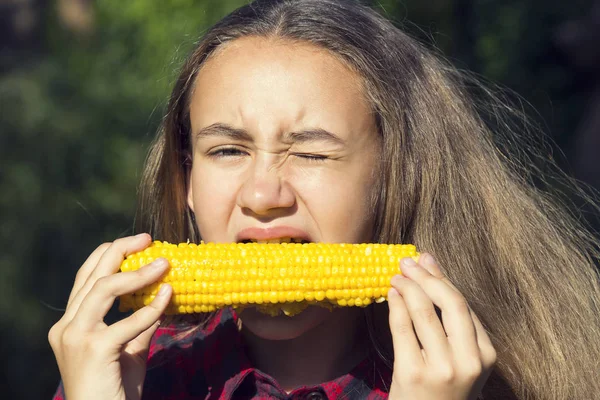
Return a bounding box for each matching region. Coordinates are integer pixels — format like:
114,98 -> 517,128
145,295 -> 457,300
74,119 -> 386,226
0,1 -> 248,397
374,0 -> 591,150
0,0 -> 594,398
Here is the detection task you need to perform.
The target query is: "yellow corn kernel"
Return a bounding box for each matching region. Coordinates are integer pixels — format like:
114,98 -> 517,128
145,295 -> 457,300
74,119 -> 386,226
119,241 -> 419,316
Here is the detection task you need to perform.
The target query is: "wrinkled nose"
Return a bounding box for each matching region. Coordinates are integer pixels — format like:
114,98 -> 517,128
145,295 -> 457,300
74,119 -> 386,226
236,160 -> 296,218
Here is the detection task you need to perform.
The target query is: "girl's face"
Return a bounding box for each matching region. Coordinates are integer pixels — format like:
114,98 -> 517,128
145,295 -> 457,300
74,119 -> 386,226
187,37 -> 380,339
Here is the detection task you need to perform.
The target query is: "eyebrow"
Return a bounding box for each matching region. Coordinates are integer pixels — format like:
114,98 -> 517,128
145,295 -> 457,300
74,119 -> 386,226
283,128 -> 345,145
194,123 -> 345,145
195,123 -> 253,141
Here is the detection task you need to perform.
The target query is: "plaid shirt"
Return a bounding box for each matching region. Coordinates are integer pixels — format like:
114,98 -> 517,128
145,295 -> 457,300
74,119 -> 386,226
52,307 -> 392,399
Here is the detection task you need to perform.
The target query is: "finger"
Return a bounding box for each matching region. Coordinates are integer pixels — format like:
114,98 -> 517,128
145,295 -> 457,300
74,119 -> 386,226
71,258 -> 169,331
419,253 -> 459,292
66,234 -> 152,318
391,271 -> 451,365
88,234 -> 153,284
420,254 -> 495,364
124,318 -> 162,359
388,286 -> 424,370
400,258 -> 479,362
471,311 -> 497,368
67,243 -> 111,308
108,284 -> 172,346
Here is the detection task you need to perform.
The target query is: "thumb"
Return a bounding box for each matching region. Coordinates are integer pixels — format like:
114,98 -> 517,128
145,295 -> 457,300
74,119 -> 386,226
109,284 -> 172,349
119,322 -> 162,400
128,319 -> 162,360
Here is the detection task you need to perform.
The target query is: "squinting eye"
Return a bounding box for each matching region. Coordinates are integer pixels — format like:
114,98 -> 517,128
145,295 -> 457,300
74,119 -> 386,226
208,147 -> 247,158
294,153 -> 328,162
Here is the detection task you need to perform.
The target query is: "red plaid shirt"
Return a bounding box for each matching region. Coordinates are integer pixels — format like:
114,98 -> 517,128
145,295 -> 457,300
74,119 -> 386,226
52,307 -> 392,399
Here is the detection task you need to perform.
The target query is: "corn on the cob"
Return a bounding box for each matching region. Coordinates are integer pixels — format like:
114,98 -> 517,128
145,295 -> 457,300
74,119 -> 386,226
119,241 -> 419,316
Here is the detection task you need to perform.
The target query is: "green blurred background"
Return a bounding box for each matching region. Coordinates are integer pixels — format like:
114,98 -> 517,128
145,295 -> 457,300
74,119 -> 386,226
1,0 -> 598,398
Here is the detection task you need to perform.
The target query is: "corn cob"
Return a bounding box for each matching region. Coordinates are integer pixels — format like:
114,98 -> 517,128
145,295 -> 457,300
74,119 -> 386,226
119,241 -> 419,316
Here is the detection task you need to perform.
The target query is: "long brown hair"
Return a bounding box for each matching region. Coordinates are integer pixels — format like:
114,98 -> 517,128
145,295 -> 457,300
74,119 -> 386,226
136,1 -> 600,398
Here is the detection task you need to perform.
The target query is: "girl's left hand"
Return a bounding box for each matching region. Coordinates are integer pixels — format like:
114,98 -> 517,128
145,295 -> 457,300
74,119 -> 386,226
388,254 -> 497,400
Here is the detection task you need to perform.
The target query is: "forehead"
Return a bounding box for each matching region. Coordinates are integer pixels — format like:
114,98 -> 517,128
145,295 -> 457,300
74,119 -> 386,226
189,36 -> 374,137
197,36 -> 362,83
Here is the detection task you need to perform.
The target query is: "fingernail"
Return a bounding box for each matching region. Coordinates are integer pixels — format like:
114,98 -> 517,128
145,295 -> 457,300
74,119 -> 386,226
135,233 -> 148,239
421,253 -> 434,265
158,284 -> 171,296
387,287 -> 399,298
148,258 -> 167,270
402,258 -> 417,268
391,274 -> 404,286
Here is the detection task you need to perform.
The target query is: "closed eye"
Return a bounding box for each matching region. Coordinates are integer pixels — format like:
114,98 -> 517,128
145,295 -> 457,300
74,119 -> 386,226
294,153 -> 328,162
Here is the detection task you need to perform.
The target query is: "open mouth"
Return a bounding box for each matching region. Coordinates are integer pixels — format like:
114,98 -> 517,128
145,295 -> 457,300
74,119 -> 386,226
239,237 -> 310,244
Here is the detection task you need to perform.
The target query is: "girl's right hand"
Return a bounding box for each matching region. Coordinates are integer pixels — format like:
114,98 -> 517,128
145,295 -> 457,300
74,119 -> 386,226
48,234 -> 173,400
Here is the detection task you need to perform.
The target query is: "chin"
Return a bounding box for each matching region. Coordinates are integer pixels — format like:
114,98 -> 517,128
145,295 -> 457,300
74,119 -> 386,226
238,305 -> 334,341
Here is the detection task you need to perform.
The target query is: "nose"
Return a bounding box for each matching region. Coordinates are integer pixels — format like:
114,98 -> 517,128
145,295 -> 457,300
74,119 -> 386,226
237,158 -> 296,218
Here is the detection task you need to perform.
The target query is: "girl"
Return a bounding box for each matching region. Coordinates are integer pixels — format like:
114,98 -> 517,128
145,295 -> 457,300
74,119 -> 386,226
49,0 -> 600,399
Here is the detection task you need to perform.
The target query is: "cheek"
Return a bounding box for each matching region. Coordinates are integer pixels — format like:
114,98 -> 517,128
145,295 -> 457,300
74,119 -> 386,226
294,165 -> 377,242
190,166 -> 241,241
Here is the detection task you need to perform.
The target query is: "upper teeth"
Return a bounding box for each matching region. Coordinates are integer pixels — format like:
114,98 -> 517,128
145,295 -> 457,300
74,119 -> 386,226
247,237 -> 305,244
